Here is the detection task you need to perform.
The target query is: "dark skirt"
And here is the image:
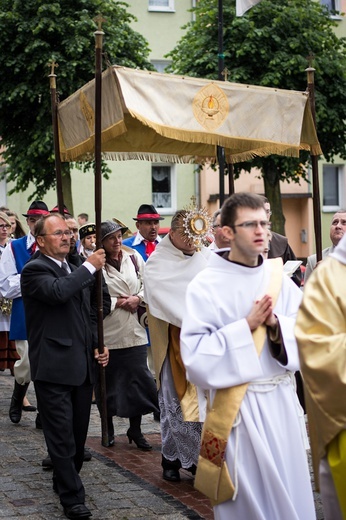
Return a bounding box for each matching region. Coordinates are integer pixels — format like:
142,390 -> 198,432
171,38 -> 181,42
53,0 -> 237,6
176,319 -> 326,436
0,331 -> 19,372
95,345 -> 159,418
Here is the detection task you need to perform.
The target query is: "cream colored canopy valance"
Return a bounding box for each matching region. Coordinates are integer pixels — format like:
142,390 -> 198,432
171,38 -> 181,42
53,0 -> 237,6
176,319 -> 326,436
57,65 -> 321,164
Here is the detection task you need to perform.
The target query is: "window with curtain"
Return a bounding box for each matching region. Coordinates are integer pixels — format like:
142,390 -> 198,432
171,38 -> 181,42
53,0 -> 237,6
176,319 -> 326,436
320,0 -> 340,12
323,164 -> 345,210
148,0 -> 175,12
152,164 -> 176,213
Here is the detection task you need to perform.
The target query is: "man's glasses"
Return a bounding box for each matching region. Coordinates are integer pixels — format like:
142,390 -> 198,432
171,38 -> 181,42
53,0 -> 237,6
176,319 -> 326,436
233,220 -> 271,230
0,224 -> 11,230
39,230 -> 72,238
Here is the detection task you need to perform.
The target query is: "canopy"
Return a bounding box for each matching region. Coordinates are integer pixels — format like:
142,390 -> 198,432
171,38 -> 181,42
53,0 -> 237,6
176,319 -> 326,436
58,65 -> 321,164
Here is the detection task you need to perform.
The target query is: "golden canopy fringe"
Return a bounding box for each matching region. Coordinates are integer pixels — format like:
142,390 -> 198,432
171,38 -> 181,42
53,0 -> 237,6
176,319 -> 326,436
58,65 -> 322,164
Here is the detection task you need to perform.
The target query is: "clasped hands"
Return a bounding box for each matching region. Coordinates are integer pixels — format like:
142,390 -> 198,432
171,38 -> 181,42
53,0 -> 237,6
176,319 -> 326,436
246,294 -> 278,333
116,294 -> 140,313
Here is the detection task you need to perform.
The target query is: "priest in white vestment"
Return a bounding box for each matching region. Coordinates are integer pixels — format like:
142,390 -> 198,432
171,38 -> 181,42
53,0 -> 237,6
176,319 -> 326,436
180,193 -> 315,520
144,210 -> 210,482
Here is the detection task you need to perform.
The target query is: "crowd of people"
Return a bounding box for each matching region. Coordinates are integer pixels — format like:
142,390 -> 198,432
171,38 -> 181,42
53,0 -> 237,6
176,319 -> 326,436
0,194 -> 344,520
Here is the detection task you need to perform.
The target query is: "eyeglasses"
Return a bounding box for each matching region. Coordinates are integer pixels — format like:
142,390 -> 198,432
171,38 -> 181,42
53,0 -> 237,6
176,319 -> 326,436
40,230 -> 72,238
213,225 -> 221,229
266,210 -> 272,217
0,224 -> 11,230
233,220 -> 271,230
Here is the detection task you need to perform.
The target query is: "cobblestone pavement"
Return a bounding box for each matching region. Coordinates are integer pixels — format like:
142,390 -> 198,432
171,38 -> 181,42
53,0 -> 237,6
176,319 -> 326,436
0,371 -> 324,519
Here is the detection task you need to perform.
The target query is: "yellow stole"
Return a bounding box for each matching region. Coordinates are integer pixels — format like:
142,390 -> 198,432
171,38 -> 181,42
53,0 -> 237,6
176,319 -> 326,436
194,258 -> 283,505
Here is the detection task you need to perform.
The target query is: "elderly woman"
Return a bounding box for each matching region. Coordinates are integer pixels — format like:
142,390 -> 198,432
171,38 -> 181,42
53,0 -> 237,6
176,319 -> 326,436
95,220 -> 159,449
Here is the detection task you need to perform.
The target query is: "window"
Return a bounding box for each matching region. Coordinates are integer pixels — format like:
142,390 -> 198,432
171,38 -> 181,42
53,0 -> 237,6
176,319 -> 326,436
151,59 -> 172,73
148,0 -> 175,12
323,164 -> 345,211
152,164 -> 176,214
321,0 -> 340,13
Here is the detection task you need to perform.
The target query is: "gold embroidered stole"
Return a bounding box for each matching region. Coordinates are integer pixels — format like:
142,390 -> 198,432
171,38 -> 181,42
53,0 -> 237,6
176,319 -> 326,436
194,258 -> 283,505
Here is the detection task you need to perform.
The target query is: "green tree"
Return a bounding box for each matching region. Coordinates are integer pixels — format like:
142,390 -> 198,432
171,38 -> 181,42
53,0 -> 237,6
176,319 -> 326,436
0,0 -> 153,213
167,0 -> 346,233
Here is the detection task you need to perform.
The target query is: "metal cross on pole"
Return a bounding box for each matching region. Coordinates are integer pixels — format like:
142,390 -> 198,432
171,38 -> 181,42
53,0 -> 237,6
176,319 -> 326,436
305,52 -> 322,262
48,60 -> 65,214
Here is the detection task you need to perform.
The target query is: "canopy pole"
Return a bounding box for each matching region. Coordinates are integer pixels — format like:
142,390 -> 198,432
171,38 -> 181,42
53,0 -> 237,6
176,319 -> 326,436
94,15 -> 108,447
228,162 -> 235,196
48,61 -> 64,214
306,60 -> 322,262
217,0 -> 226,206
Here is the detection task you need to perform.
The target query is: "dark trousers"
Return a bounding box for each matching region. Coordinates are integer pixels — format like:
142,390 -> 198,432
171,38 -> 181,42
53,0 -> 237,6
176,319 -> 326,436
34,379 -> 93,507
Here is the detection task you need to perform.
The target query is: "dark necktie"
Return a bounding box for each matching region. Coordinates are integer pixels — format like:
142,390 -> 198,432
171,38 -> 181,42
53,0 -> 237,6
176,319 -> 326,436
61,262 -> 69,275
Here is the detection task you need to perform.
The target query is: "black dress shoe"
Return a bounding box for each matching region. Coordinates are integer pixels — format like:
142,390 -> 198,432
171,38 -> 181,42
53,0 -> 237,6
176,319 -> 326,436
9,396 -> 22,423
9,381 -> 29,423
163,468 -> 181,482
83,448 -> 92,461
42,455 -> 53,470
63,503 -> 92,519
35,413 -> 43,430
186,463 -> 197,476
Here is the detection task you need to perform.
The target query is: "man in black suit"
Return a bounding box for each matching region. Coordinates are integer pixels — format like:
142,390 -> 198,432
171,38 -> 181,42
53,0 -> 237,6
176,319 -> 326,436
21,214 -> 109,520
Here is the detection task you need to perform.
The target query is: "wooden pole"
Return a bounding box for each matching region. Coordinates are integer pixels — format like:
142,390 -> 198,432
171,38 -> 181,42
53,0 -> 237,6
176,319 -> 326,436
48,61 -> 65,214
306,62 -> 322,262
94,15 -> 109,447
217,0 -> 225,206
228,162 -> 235,196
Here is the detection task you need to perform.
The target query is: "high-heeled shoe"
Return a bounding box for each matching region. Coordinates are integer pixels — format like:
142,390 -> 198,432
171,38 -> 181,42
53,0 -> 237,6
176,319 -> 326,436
126,429 -> 152,451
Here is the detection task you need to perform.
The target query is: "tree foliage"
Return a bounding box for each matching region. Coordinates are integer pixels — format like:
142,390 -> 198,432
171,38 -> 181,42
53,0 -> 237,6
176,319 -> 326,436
0,0 -> 153,202
167,0 -> 346,231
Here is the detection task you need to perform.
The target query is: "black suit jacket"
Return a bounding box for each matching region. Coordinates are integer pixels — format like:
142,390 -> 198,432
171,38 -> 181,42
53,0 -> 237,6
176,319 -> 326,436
21,253 -> 98,386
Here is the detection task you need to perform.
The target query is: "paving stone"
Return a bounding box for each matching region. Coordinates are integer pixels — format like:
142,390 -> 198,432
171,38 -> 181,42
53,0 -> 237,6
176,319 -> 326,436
0,370 -> 324,519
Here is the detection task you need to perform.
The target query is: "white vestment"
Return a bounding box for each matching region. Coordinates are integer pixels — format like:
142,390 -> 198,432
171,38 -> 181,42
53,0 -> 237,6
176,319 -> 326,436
144,235 -> 210,468
180,253 -> 315,520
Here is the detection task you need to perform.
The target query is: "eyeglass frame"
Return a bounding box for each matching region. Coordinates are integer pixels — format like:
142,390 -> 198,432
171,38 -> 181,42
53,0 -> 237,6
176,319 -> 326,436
0,224 -> 11,230
232,220 -> 271,230
38,230 -> 73,238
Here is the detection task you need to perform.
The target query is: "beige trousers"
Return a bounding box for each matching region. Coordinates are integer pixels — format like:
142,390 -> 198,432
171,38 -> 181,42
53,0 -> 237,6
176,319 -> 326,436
13,340 -> 31,385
